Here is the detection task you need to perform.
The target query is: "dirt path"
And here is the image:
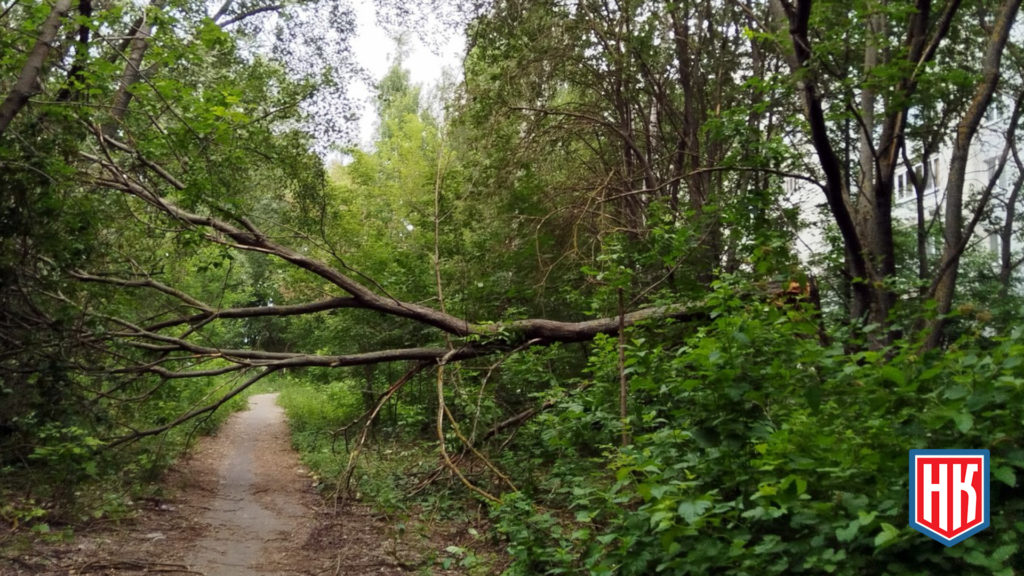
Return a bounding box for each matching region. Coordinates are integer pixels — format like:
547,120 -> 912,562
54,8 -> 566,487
184,393 -> 312,575
4,393 -> 462,575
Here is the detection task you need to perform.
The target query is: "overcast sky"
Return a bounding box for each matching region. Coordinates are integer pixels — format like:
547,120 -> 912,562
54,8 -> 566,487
348,3 -> 466,147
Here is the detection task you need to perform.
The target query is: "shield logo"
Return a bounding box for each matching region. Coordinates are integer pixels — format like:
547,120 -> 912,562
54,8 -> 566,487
909,449 -> 990,546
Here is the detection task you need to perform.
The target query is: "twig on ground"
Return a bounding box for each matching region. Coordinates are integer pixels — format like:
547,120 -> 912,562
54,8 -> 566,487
75,558 -> 206,574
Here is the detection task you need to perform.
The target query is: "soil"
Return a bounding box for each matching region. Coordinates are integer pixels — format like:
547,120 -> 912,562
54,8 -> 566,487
2,393 -> 472,576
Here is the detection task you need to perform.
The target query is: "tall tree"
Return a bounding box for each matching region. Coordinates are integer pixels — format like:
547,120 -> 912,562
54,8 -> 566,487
770,0 -> 1023,343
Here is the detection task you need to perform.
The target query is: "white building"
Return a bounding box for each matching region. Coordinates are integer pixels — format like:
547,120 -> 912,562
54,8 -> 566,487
791,103 -> 1021,276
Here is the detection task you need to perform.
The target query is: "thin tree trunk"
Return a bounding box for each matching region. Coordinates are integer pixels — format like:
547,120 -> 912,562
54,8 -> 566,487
998,140 -> 1023,296
618,288 -> 628,447
926,0 -> 1022,349
670,1 -> 718,285
855,9 -> 887,327
104,0 -> 165,135
0,0 -> 74,136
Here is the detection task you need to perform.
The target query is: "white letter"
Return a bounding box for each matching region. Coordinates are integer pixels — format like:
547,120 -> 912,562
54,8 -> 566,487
923,463 -> 948,530
952,463 -> 978,529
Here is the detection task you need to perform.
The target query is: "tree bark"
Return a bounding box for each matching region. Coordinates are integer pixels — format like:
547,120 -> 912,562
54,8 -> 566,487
926,0 -> 1022,349
0,0 -> 74,136
104,0 -> 165,135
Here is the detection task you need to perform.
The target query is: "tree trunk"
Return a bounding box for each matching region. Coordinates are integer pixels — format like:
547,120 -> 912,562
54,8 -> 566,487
670,1 -> 719,285
926,0 -> 1022,349
104,0 -> 165,135
1000,144 -> 1024,296
853,9 -> 888,327
0,0 -> 74,136
770,0 -> 875,324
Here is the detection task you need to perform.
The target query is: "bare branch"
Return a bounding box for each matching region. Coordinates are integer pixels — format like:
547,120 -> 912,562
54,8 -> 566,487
105,367 -> 279,448
85,165 -> 712,346
122,364 -> 249,379
94,131 -> 187,189
144,297 -> 360,331
70,270 -> 212,312
435,352 -> 500,502
483,381 -> 593,442
338,363 -> 429,499
216,4 -> 285,27
113,327 -> 491,367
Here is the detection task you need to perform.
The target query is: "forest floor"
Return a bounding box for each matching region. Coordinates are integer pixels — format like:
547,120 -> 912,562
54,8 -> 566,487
2,393 -> 471,575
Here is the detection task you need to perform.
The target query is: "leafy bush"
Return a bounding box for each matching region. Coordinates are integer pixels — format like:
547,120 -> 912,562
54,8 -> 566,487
276,375 -> 363,483
0,372 -> 251,533
489,284 -> 1024,575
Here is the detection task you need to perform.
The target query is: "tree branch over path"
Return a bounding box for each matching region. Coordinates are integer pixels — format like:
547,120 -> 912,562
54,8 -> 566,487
106,367 -> 280,447
85,157 -> 712,350
65,139 -> 757,447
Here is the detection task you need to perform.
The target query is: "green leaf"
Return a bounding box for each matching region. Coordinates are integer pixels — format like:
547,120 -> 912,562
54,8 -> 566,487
964,549 -> 993,567
677,499 -> 712,524
943,384 -> 970,399
835,520 -> 859,543
880,365 -> 905,387
993,465 -> 1017,487
873,523 -> 899,548
856,510 -> 877,526
953,412 -> 974,433
992,543 -> 1018,563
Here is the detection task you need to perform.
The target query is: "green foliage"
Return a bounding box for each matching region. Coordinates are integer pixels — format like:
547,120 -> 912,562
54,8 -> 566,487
3,1 -> 1024,574
0,0 -> 336,535
488,282 -> 1024,575
276,375 -> 363,483
0,372 -> 250,533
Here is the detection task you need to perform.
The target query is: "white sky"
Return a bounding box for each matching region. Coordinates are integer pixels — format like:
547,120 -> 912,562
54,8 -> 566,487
348,3 -> 466,147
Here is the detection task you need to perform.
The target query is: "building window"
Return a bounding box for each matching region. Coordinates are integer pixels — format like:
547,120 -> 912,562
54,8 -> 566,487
895,157 -> 941,201
985,156 -> 1011,190
896,171 -> 908,200
988,233 -> 1001,257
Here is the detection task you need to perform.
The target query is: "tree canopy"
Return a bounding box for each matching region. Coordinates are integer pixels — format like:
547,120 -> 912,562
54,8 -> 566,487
3,0 -> 1024,573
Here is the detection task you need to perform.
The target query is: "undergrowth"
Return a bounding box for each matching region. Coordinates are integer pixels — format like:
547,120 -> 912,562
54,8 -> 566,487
275,373 -> 503,574
0,372 -> 254,544
276,290 -> 1024,576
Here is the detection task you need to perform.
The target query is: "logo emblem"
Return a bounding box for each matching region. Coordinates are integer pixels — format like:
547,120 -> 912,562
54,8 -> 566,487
909,449 -> 990,546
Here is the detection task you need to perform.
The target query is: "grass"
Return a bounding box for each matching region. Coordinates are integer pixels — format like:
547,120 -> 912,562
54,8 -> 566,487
274,372 -> 505,574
